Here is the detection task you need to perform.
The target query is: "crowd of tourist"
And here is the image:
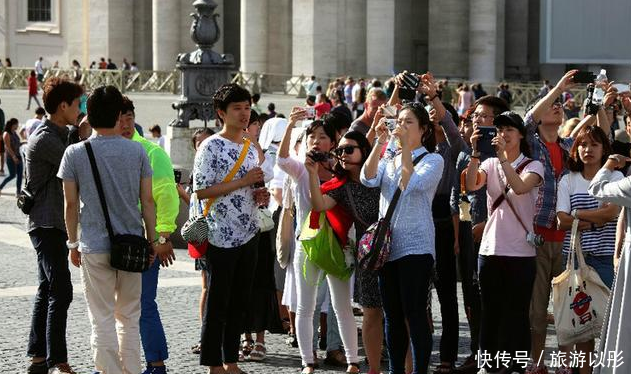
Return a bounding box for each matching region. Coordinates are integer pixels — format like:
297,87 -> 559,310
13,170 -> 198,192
7,66 -> 631,374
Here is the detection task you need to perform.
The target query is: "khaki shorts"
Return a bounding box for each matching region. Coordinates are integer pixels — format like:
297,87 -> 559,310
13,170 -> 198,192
529,241 -> 564,335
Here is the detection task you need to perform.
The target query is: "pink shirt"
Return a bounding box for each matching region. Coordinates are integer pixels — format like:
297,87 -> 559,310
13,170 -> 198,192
479,156 -> 545,257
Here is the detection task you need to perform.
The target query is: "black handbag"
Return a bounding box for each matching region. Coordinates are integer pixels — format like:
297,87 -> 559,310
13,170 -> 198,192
17,187 -> 35,214
85,141 -> 152,272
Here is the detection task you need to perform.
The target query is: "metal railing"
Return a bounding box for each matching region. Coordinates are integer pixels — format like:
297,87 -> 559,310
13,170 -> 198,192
231,71 -> 588,109
0,67 -> 181,94
0,67 -> 588,108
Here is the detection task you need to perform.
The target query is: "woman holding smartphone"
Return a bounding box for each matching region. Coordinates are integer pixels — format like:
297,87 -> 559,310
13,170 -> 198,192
361,103 -> 444,374
465,111 -> 544,374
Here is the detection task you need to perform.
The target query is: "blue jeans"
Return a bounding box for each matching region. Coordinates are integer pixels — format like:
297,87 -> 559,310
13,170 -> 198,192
0,156 -> 22,193
140,259 -> 168,363
379,254 -> 434,374
562,252 -> 615,289
28,228 -> 73,368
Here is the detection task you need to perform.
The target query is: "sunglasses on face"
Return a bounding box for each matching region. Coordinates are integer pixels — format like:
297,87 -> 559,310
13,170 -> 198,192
334,145 -> 360,156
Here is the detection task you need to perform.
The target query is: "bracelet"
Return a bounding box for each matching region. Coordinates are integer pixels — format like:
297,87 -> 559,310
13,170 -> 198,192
66,240 -> 79,249
499,158 -> 508,164
471,151 -> 481,158
428,94 -> 438,101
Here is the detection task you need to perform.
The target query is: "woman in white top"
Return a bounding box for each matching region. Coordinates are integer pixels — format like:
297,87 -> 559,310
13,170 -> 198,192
556,125 -> 621,374
457,84 -> 474,116
277,108 -> 359,374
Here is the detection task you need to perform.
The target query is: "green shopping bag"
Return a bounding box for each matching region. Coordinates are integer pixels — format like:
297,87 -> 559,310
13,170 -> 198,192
299,211 -> 352,281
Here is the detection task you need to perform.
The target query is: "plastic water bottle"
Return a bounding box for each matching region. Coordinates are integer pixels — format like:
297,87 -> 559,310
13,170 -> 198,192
592,69 -> 608,106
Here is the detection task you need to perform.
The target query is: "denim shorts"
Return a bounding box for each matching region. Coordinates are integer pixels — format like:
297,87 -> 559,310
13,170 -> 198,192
562,252 -> 614,289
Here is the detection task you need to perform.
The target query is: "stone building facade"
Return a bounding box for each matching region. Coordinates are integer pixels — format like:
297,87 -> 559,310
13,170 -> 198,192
0,0 -> 629,83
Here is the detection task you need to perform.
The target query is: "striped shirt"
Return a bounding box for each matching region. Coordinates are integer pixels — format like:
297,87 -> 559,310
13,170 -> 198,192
556,171 -> 623,256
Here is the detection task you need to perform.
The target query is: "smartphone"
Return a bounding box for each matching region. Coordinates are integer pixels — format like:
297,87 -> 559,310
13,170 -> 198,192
382,105 -> 397,118
477,126 -> 497,157
303,107 -> 316,119
573,71 -> 596,84
613,83 -> 630,95
174,169 -> 182,184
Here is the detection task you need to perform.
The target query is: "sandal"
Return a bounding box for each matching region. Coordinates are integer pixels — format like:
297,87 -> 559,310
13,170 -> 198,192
301,363 -> 315,374
433,363 -> 455,374
248,342 -> 266,361
239,339 -> 253,361
346,362 -> 360,373
191,342 -> 202,355
286,333 -> 298,348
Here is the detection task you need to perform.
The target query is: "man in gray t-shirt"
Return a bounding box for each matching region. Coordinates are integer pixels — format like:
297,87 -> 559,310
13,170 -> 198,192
58,136 -> 152,252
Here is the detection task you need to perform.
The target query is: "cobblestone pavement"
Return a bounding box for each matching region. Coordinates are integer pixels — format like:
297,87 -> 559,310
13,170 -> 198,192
0,192 -> 566,373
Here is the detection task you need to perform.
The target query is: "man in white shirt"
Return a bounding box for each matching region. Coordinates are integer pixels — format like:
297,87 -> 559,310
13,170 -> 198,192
303,76 -> 319,97
25,107 -> 46,139
35,57 -> 44,82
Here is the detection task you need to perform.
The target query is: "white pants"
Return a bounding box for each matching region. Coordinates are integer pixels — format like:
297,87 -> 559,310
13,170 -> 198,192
294,243 -> 358,365
81,253 -> 142,374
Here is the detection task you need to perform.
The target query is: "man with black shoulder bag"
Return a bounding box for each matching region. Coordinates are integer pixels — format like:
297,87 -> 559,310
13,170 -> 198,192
58,85 -> 164,374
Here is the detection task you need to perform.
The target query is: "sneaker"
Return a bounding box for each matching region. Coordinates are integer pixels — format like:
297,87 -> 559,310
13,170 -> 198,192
48,363 -> 77,374
142,364 -> 167,374
525,363 -> 548,374
285,332 -> 298,348
27,361 -> 47,374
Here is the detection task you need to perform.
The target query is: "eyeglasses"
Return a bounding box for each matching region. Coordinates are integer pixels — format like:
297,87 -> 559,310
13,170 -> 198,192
334,145 -> 360,156
471,112 -> 492,121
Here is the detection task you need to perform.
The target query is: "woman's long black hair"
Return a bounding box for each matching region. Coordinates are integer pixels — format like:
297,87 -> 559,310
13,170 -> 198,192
332,130 -> 371,178
401,103 -> 436,153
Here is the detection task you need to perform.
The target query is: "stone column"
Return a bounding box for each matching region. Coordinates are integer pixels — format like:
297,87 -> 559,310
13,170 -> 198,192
428,0 -> 469,78
366,0 -> 395,76
504,0 -> 529,80
292,0 -> 338,77
240,0 -> 268,72
152,0 -> 180,70
469,0 -> 505,82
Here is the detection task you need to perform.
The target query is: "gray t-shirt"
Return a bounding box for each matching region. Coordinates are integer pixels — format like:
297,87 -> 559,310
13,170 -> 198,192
58,135 -> 152,254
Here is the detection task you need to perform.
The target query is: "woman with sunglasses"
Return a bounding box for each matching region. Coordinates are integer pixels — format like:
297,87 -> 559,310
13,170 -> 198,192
277,108 -> 359,374
306,131 -> 382,374
361,103 -> 444,374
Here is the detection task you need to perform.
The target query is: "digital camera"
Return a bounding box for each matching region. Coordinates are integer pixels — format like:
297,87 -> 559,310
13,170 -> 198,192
309,151 -> 330,162
384,118 -> 397,131
527,232 -> 545,247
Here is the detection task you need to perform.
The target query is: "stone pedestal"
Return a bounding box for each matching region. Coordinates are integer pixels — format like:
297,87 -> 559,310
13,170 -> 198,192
170,64 -> 233,128
166,126 -> 196,171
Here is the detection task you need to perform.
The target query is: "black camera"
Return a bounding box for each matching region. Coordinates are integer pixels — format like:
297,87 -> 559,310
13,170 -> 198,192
398,72 -> 419,101
174,169 -> 182,184
308,151 -> 330,162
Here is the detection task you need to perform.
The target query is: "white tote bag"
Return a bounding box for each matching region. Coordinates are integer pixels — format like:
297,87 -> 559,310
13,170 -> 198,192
552,219 -> 611,346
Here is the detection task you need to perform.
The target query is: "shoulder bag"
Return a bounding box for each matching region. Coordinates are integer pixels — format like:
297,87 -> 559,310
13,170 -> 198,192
85,141 -> 151,273
181,138 -> 251,252
276,177 -> 295,269
552,218 -> 610,345
357,152 -> 428,271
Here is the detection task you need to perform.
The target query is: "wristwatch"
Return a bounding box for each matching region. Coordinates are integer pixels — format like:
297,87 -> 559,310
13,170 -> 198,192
154,236 -> 170,245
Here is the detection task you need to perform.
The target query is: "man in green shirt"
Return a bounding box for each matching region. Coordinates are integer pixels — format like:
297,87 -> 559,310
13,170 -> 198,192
119,96 -> 178,374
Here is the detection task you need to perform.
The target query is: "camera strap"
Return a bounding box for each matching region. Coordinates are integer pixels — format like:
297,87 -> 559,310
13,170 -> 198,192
491,158 -> 534,235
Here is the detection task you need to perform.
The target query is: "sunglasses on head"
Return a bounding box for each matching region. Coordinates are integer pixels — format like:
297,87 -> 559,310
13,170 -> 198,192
334,145 -> 360,156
